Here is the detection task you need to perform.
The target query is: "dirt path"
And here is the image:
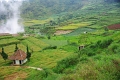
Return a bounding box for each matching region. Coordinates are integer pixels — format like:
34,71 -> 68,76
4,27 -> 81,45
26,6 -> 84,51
28,66 -> 42,71
4,72 -> 27,80
4,66 -> 42,80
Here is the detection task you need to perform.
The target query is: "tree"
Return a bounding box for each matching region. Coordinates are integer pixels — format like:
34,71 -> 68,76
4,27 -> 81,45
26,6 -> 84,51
1,47 -> 8,61
26,45 -> 31,61
104,26 -> 109,31
14,44 -> 18,52
40,26 -> 55,37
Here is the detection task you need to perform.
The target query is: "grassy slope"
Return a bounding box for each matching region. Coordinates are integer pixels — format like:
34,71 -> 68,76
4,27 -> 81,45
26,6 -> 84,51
0,2 -> 120,80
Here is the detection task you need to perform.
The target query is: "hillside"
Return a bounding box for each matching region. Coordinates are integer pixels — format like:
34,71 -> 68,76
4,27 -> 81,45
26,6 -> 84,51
0,0 -> 120,80
21,0 -> 120,19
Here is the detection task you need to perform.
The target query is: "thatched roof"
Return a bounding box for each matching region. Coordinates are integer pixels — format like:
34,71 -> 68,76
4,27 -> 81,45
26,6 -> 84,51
9,49 -> 27,60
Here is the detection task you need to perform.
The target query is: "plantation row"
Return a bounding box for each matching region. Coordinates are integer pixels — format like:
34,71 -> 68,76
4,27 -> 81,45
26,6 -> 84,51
0,38 -> 20,47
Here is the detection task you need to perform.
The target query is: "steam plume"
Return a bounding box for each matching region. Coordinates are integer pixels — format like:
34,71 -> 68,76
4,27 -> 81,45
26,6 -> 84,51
0,0 -> 24,34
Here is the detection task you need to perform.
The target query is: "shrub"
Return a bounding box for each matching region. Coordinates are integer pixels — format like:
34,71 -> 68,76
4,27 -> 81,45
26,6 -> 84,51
90,39 -> 113,49
54,55 -> 79,73
108,43 -> 119,53
42,46 -> 57,50
99,39 -> 113,48
80,48 -> 96,57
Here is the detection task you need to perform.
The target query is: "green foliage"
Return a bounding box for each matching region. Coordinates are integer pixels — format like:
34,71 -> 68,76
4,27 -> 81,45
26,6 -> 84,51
0,38 -> 20,47
61,42 -> 78,52
1,47 -> 8,61
104,26 -> 109,31
26,45 -> 31,61
42,46 -> 57,51
40,27 -> 56,36
108,43 -> 120,53
80,48 -> 96,57
54,55 -> 78,73
14,44 -> 18,52
90,38 -> 113,49
21,0 -> 85,19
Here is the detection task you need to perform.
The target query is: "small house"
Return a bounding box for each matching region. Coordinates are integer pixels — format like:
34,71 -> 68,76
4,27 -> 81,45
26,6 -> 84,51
79,45 -> 85,50
9,49 -> 27,65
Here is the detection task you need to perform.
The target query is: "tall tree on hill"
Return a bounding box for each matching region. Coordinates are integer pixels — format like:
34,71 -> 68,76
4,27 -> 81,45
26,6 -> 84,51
14,44 -> 18,52
26,45 -> 31,61
1,47 -> 8,61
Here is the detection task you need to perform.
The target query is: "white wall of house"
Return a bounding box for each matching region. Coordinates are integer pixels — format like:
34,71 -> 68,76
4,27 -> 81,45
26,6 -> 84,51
14,58 -> 27,65
15,60 -> 20,65
23,58 -> 27,63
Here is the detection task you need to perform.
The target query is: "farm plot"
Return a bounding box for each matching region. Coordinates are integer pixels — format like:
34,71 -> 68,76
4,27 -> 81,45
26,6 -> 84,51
41,39 -> 68,48
56,22 -> 91,30
21,40 -> 41,51
24,19 -> 50,27
27,37 -> 49,49
3,44 -> 26,55
25,49 -> 73,68
0,38 -> 20,47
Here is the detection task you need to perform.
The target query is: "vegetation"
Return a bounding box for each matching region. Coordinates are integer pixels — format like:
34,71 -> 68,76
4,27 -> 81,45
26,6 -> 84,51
26,45 -> 31,61
14,44 -> 18,52
1,47 -> 8,61
0,0 -> 120,80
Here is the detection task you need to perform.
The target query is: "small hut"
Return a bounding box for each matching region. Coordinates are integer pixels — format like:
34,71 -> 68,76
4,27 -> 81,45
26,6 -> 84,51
9,49 -> 27,65
79,45 -> 85,50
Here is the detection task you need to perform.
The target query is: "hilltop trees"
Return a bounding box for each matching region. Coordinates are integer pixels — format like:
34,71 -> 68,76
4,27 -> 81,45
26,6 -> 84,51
1,47 -> 8,61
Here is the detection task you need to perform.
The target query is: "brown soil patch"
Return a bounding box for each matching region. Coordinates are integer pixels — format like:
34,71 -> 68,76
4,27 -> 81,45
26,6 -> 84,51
4,72 -> 27,80
108,24 -> 120,30
55,30 -> 73,35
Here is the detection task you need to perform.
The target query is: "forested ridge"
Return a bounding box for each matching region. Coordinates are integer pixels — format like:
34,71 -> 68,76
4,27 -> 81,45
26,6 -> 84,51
21,0 -> 120,19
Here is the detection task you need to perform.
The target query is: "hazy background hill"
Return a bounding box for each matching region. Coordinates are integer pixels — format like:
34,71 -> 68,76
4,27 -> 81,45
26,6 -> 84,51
21,0 -> 120,19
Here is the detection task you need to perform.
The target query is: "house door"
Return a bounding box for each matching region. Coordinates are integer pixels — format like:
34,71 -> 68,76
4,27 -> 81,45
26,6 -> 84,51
19,60 -> 22,64
14,60 -> 16,64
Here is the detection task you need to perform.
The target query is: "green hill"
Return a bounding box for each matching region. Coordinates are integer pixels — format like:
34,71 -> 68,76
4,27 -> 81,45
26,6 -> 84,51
0,0 -> 120,80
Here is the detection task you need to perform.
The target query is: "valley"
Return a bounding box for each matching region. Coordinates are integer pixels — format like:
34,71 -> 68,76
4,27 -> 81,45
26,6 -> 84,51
0,0 -> 120,80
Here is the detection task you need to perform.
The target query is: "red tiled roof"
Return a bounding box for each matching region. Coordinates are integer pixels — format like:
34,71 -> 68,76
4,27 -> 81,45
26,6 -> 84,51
9,49 -> 27,60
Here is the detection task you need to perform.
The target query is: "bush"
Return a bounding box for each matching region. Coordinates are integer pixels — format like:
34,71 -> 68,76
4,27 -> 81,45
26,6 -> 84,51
80,48 -> 96,57
108,43 -> 119,53
42,46 -> 57,50
90,39 -> 113,49
35,34 -> 46,39
54,55 -> 79,73
99,39 -> 113,48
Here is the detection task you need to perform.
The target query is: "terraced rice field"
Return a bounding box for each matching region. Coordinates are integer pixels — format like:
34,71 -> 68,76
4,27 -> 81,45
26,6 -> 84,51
56,22 -> 91,30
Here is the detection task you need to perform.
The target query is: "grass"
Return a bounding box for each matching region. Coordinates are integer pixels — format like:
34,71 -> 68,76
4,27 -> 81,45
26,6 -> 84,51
56,22 -> 91,30
24,19 -> 50,27
64,27 -> 95,36
22,40 -> 42,51
0,38 -> 20,46
25,49 -> 73,68
27,37 -> 49,49
41,39 -> 68,48
0,2 -> 120,80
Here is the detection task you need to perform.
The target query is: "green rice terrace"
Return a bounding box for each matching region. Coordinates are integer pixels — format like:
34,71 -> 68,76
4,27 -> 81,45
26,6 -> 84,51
0,0 -> 120,80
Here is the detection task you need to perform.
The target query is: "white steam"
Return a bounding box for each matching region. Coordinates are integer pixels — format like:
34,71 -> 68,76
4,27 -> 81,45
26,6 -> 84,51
0,0 -> 24,34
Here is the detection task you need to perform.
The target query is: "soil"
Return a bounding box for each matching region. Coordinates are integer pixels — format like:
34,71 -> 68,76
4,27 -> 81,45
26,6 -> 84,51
4,72 -> 27,80
54,30 -> 73,35
108,24 -> 120,30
